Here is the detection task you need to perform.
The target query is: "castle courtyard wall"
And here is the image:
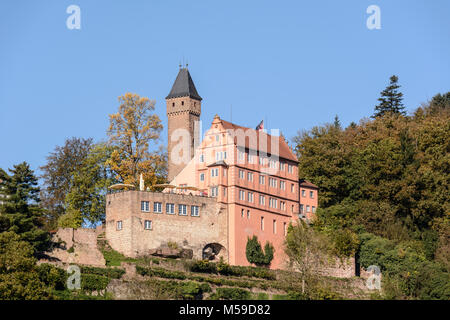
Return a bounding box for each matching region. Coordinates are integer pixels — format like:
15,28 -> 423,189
106,191 -> 228,260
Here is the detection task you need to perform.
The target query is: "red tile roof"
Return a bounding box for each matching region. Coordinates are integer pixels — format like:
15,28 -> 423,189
298,179 -> 318,189
219,119 -> 298,162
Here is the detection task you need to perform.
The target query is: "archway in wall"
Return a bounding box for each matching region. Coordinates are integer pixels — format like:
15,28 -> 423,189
202,243 -> 226,261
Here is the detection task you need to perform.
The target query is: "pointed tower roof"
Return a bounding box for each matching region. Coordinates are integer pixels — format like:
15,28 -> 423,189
166,68 -> 202,101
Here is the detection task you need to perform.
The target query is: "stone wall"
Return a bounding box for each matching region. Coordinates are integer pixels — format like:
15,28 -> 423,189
105,191 -> 228,261
40,228 -> 105,267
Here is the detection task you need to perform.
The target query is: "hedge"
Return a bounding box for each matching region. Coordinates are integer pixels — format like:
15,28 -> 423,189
209,287 -> 251,300
80,266 -> 125,279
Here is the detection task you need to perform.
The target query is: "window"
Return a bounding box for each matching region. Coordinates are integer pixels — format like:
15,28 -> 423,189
302,190 -> 306,197
280,162 -> 285,171
216,151 -> 226,161
288,164 -> 293,173
292,204 -> 295,213
210,186 -> 218,197
247,210 -> 250,219
310,191 -> 314,199
280,180 -> 286,190
284,222 -> 287,236
248,153 -> 255,164
199,154 -> 204,162
259,195 -> 265,206
300,204 -> 304,213
306,205 -> 310,212
153,202 -> 162,213
273,220 -> 277,234
241,209 -> 244,218
223,187 -> 227,197
280,201 -> 286,211
181,101 -> 184,106
238,151 -> 245,162
247,172 -> 253,182
291,184 -> 294,193
172,102 -> 175,107
239,190 -> 245,201
312,206 -> 316,213
261,216 -> 264,230
179,204 -> 187,215
259,175 -> 265,185
269,177 -> 277,188
144,220 -> 152,230
269,197 -> 278,209
215,135 -> 219,142
239,170 -> 245,179
141,201 -> 150,212
269,159 -> 277,169
223,168 -> 227,177
166,203 -> 175,214
200,173 -> 205,181
248,192 -> 254,203
116,221 -> 122,230
191,205 -> 200,217
211,168 -> 219,177
259,156 -> 266,165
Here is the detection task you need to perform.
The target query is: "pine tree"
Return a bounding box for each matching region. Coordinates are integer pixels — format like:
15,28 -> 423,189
373,75 -> 405,118
0,162 -> 50,254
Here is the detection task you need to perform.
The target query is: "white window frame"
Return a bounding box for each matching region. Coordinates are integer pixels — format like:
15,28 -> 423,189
154,202 -> 162,213
141,201 -> 150,212
144,220 -> 152,230
166,203 -> 175,214
117,220 -> 122,230
179,204 -> 187,216
191,205 -> 200,217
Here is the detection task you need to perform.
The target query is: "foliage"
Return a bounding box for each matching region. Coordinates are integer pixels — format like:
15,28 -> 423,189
284,221 -> 330,283
0,232 -> 52,299
106,92 -> 167,187
245,235 -> 274,267
39,137 -> 93,229
81,274 -> 110,292
37,263 -> 67,290
64,143 -> 116,227
79,266 -> 125,279
0,162 -> 50,253
209,287 -> 251,300
373,75 -> 405,117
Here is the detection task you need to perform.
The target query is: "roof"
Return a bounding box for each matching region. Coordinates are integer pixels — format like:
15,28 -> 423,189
166,68 -> 202,101
219,118 -> 298,162
207,160 -> 229,167
298,179 -> 318,189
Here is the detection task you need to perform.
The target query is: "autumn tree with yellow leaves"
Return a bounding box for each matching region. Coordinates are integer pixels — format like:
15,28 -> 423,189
106,93 -> 167,189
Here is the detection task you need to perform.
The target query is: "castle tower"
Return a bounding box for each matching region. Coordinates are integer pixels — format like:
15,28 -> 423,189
166,67 -> 202,182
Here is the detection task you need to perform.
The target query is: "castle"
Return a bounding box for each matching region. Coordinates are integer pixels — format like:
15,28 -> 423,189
105,67 -> 318,269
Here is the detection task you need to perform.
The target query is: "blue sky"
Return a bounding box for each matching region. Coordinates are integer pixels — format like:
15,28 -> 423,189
1,0 -> 449,177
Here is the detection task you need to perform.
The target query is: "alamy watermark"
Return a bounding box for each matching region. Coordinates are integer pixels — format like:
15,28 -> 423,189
66,265 -> 81,290
366,5 -> 381,30
66,5 -> 81,30
366,265 -> 382,290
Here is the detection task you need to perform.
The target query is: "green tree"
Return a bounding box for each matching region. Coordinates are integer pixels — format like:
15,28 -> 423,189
245,235 -> 274,267
62,143 -> 116,228
40,137 -> 93,229
0,162 -> 50,253
373,75 -> 405,117
0,231 -> 52,299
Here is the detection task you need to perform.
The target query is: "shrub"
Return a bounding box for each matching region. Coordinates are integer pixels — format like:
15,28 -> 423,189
81,274 -> 110,292
210,287 -> 251,300
246,236 -> 274,267
37,263 -> 67,290
79,266 -> 125,279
